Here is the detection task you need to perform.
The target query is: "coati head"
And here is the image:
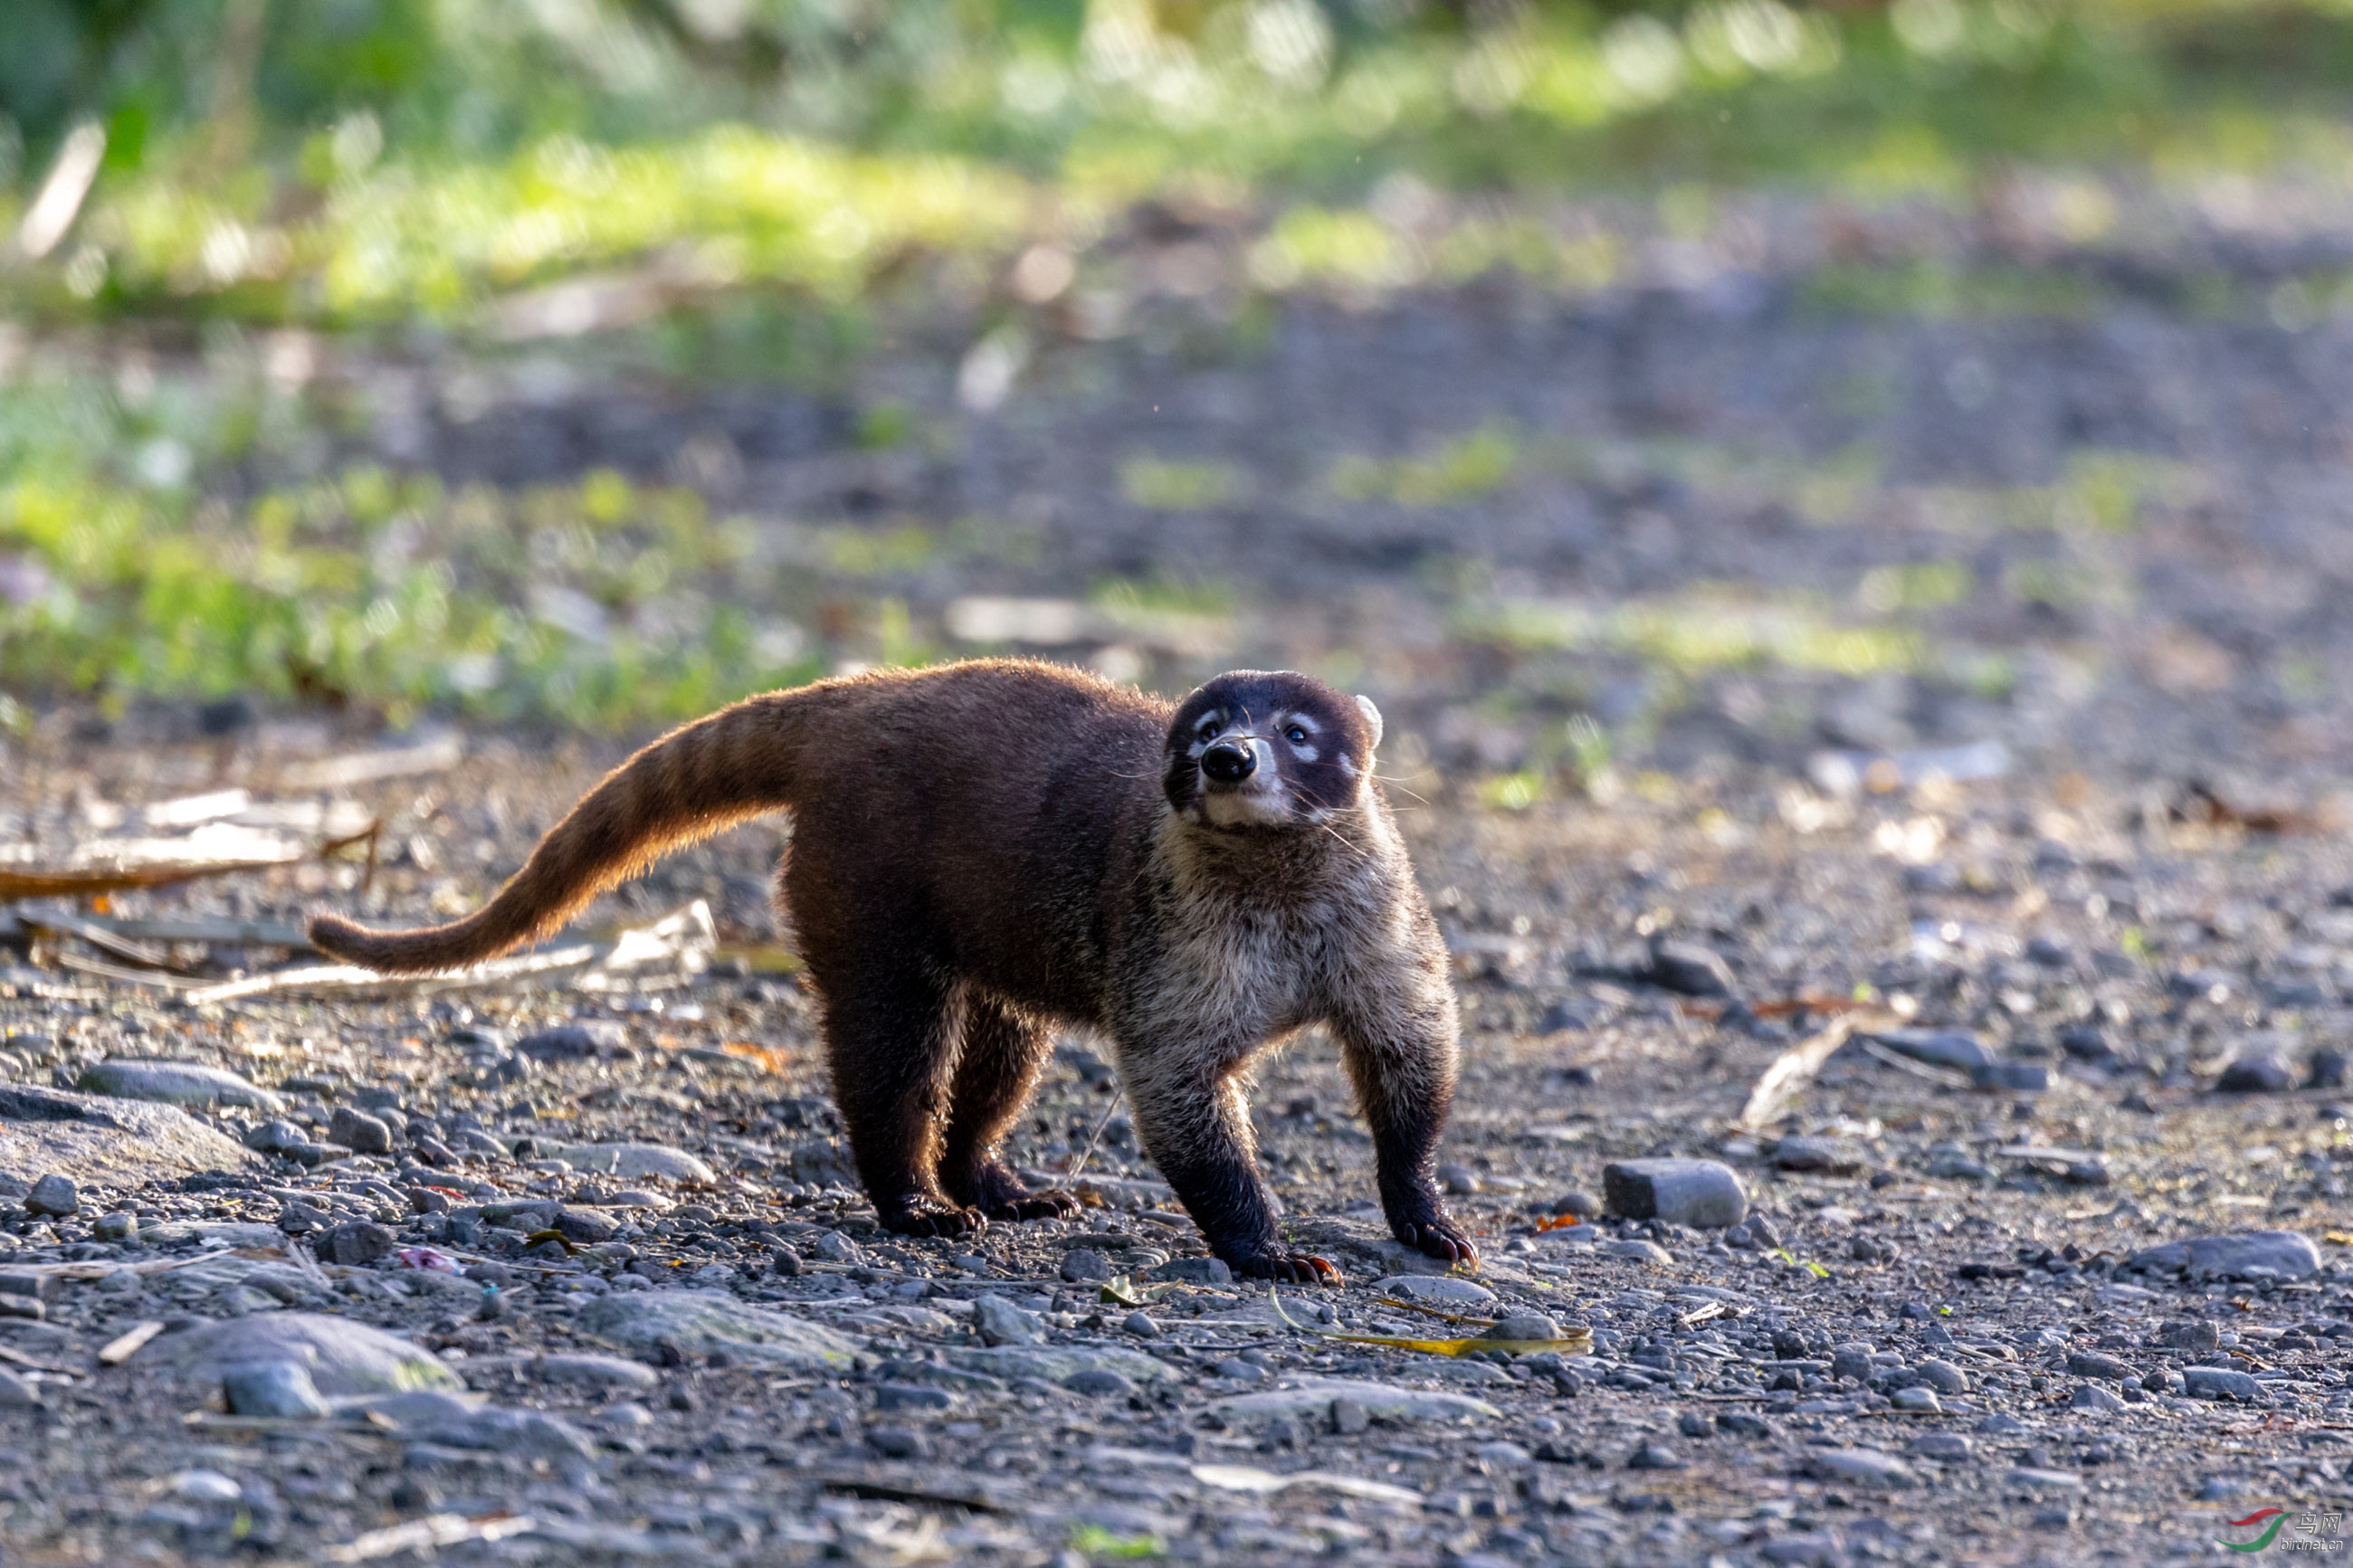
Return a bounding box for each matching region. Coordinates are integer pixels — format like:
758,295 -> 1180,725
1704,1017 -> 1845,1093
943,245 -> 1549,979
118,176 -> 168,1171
1162,670 -> 1384,830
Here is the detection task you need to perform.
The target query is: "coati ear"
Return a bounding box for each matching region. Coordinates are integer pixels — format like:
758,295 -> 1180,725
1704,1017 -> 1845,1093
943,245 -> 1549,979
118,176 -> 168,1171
1355,695 -> 1384,751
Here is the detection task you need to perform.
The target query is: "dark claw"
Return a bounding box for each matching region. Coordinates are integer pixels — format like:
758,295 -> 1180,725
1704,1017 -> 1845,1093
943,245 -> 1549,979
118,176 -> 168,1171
986,1189 -> 1081,1222
878,1198 -> 987,1239
1397,1218 -> 1480,1271
1234,1248 -> 1344,1288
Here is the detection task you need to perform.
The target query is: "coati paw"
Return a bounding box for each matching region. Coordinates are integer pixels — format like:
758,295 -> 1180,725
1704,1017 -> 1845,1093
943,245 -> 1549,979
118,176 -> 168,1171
1394,1217 -> 1480,1270
986,1190 -> 1081,1222
1232,1248 -> 1343,1288
876,1196 -> 987,1239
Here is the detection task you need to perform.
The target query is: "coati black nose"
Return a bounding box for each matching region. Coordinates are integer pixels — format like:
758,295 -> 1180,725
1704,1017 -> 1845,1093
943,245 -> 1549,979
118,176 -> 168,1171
1201,741 -> 1256,783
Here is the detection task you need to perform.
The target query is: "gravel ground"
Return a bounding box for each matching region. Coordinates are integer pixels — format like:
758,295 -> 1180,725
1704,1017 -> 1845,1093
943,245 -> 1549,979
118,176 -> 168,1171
11,188 -> 2353,1564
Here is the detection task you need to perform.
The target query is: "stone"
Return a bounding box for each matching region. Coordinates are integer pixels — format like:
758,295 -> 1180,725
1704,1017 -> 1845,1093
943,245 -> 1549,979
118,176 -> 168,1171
222,1360 -> 332,1419
24,1174 -> 77,1217
1771,1137 -> 1857,1174
325,1107 -> 392,1155
1972,1061 -> 2049,1093
516,1022 -> 630,1061
2310,1050 -> 2349,1089
1627,1442 -> 1685,1469
2007,1468 -> 2084,1493
2126,1231 -> 2320,1282
512,1354 -> 657,1391
1891,1386 -> 1941,1412
1601,1158 -> 1748,1229
2065,1351 -> 2137,1382
1759,1532 -> 1843,1566
243,1121 -> 334,1164
973,1296 -> 1045,1346
1830,1343 -> 1876,1382
1330,1396 -> 1370,1435
529,1142 -> 715,1183
869,1426 -> 929,1459
1867,1029 -> 1994,1074
1371,1275 -> 1496,1305
1151,1257 -> 1232,1286
153,1314 -> 462,1395
2070,1383 -> 2128,1413
1121,1311 -> 1160,1337
1065,1367 -> 1138,1398
1604,1239 -> 1674,1266
2183,1367 -> 2264,1402
0,1369 -> 38,1408
92,1210 -> 137,1242
1438,1163 -> 1482,1195
1642,936 -> 1736,997
552,1207 -> 618,1246
1806,1448 -> 1916,1488
402,1403 -> 597,1463
79,1060 -> 281,1112
2215,1047 -> 2295,1095
1212,1376 -> 1499,1430
1910,1432 -> 1973,1461
1976,1413 -> 2031,1435
953,1345 -> 1176,1386
2158,1320 -> 2220,1354
876,1382 -> 957,1411
322,1221 -> 395,1265
1060,1249 -> 1112,1283
1548,1190 -> 1604,1221
1484,1315 -> 1560,1344
575,1290 -> 859,1371
1915,1359 -> 1968,1394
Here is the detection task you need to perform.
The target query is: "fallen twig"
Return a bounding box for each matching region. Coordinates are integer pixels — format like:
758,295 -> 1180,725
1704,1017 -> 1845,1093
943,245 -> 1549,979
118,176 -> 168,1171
0,822 -> 378,902
97,1320 -> 165,1367
1738,1012 -> 1893,1131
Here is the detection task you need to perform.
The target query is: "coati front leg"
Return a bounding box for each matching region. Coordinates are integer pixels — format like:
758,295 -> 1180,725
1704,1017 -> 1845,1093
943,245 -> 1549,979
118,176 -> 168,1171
804,949 -> 985,1239
1119,1039 -> 1339,1286
1334,985 -> 1479,1269
938,990 -> 1080,1221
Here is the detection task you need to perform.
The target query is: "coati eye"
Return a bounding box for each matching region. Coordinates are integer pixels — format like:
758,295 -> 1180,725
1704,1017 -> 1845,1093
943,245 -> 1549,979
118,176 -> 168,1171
1197,718 -> 1222,741
1284,725 -> 1308,745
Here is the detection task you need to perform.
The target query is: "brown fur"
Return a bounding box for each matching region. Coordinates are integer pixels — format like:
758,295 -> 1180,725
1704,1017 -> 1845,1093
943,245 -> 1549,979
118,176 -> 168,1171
309,660 -> 1473,1281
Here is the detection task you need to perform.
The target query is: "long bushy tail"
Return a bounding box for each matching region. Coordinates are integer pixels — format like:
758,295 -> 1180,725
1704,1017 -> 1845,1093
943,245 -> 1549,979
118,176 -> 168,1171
309,689 -> 814,974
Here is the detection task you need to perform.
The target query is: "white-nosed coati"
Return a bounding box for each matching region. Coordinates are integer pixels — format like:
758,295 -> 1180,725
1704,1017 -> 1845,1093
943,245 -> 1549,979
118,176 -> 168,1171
309,660 -> 1474,1283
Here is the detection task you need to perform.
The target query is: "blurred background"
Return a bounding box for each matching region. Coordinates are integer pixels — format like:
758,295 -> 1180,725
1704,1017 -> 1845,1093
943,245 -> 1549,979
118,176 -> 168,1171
5,0 -> 2353,819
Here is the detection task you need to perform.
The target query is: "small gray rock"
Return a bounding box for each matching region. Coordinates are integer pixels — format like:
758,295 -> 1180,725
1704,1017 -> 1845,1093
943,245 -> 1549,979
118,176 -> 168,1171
2126,1231 -> 2320,1282
2070,1383 -> 2128,1413
518,1354 -> 658,1391
1830,1343 -> 1876,1382
1806,1447 -> 1916,1489
573,1290 -> 860,1371
24,1174 -> 77,1217
516,1021 -> 629,1061
2158,1320 -> 2220,1354
1604,1238 -> 1674,1266
81,1059 -> 282,1111
1121,1311 -> 1160,1337
1915,1358 -> 1968,1394
1152,1257 -> 1232,1286
326,1107 -> 392,1156
1910,1432 -> 1973,1461
1643,936 -> 1736,997
868,1426 -> 929,1459
1891,1386 -> 1941,1412
1868,1029 -> 1994,1073
1972,1061 -> 2049,1093
1374,1274 -> 1496,1304
2065,1351 -> 2137,1382
876,1383 -> 956,1411
1627,1441 -> 1686,1470
1065,1368 -> 1138,1398
322,1221 -> 395,1266
2184,1366 -> 2264,1402
1059,1249 -> 1111,1283
222,1360 -> 331,1419
552,1207 -> 617,1246
1330,1395 -> 1370,1435
92,1211 -> 138,1243
2007,1468 -> 2084,1493
1602,1158 -> 1748,1229
974,1296 -> 1045,1347
0,1368 -> 38,1408
1772,1136 -> 1857,1174
1483,1315 -> 1560,1344
1437,1163 -> 1483,1195
2215,1048 -> 2295,1094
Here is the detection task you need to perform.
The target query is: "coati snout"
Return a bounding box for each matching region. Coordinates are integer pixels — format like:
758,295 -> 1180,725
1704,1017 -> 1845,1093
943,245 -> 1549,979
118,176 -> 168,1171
309,660 -> 1473,1285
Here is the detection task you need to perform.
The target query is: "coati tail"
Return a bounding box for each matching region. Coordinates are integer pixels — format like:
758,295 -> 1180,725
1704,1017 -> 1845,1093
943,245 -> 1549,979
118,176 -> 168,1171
307,689 -> 814,974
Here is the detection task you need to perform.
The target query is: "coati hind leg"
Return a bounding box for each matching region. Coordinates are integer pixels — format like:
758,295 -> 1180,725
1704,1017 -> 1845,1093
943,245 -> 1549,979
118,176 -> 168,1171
800,942 -> 984,1240
937,990 -> 1079,1221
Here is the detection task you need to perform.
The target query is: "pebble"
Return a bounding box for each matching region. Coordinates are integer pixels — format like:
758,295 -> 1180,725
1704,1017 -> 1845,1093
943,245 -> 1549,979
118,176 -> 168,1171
2215,1046 -> 2295,1094
24,1174 -> 77,1217
2158,1320 -> 2221,1353
553,1207 -> 618,1246
157,1315 -> 461,1396
514,1354 -> 659,1391
1910,1432 -> 1973,1461
2007,1468 -> 2084,1493
323,1220 -> 395,1265
572,1290 -> 861,1371
1890,1387 -> 1941,1412
876,1382 -> 957,1411
1916,1358 -> 1968,1394
93,1211 -> 137,1242
1484,1315 -> 1559,1343
1830,1343 -> 1876,1381
1548,1190 -> 1604,1221
2066,1351 -> 2137,1382
1604,1238 -> 1674,1266
529,1141 -> 715,1183
1642,936 -> 1736,997
517,1022 -> 629,1061
1976,1413 -> 2032,1435
326,1107 -> 393,1156
1059,1248 -> 1111,1283
1373,1274 -> 1496,1304
1212,1376 -> 1498,1430
2070,1382 -> 2128,1413
1770,1137 -> 1857,1174
869,1426 -> 929,1459
2183,1367 -> 2264,1402
1437,1163 -> 1482,1194
1627,1442 -> 1686,1470
79,1059 -> 282,1110
1805,1448 -> 1916,1488
223,1360 -> 332,1419
1868,1029 -> 1994,1073
1152,1257 -> 1232,1286
170,1469 -> 242,1503
2125,1231 -> 2320,1282
0,1369 -> 38,1408
1121,1311 -> 1160,1337
974,1296 -> 1046,1346
1600,1158 -> 1748,1229
1065,1368 -> 1138,1398
1214,1358 -> 1268,1383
